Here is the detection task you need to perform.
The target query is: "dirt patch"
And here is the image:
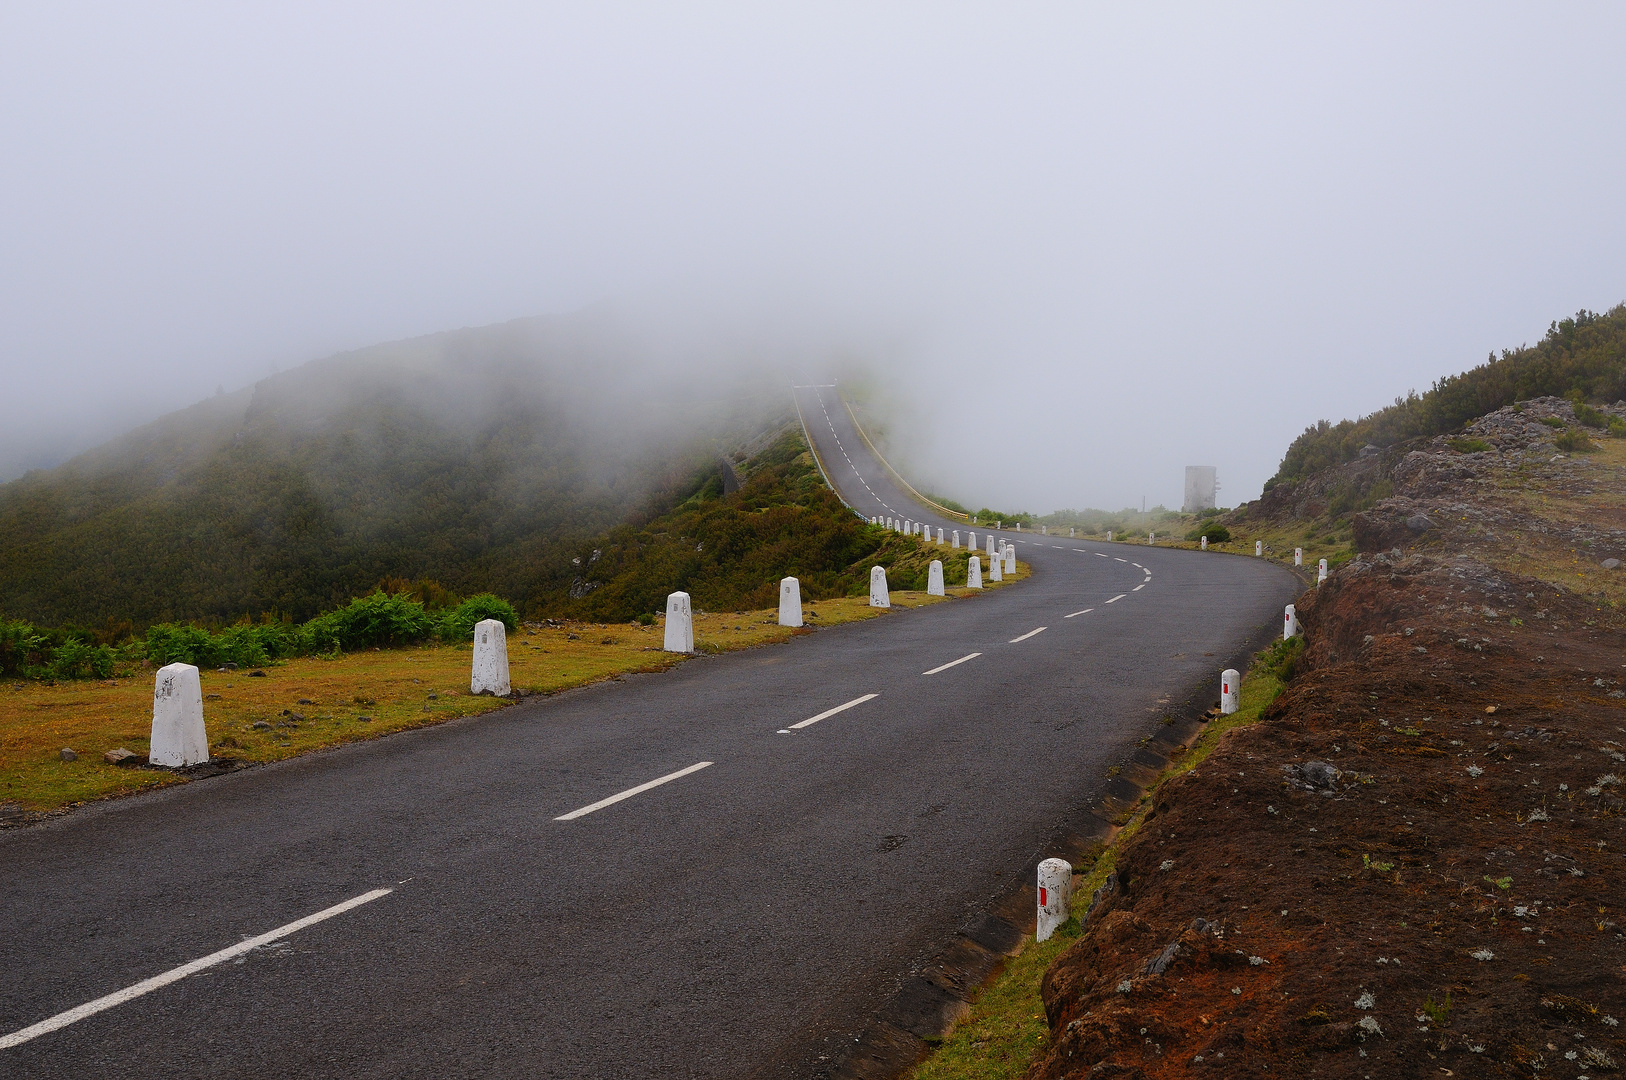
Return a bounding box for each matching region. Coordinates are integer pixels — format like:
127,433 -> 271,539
1025,552 -> 1626,1077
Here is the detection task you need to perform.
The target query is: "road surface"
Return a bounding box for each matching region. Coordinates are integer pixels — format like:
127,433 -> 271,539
0,388 -> 1298,1078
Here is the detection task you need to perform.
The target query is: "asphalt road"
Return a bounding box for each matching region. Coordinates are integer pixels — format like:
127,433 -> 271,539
0,390 -> 1298,1079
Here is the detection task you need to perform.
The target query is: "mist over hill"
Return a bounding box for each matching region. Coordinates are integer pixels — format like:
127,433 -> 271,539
0,310 -> 795,628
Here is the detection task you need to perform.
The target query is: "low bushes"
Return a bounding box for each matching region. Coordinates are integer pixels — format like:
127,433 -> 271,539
1,589 -> 522,681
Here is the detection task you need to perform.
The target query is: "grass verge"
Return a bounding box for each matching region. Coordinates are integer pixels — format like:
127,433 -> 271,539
907,635 -> 1296,1079
2,560 -> 1027,816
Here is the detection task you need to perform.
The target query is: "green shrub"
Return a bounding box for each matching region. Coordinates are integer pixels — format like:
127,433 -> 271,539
1540,416 -> 1566,429
1573,402 -> 1610,429
0,619 -> 47,676
1609,418 -> 1626,438
305,591 -> 436,651
1259,636 -> 1304,683
47,640 -> 114,680
1188,523 -> 1231,543
1446,436 -> 1492,453
1555,429 -> 1596,452
439,594 -> 520,640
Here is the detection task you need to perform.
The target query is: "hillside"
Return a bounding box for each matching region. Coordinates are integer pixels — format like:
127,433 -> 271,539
0,312 -> 789,629
1272,303 -> 1626,488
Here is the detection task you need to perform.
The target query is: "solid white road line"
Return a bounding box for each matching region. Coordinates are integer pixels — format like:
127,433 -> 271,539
1008,627 -> 1047,643
0,888 -> 393,1050
1105,594 -> 1127,603
923,652 -> 981,675
555,761 -> 714,820
1063,608 -> 1094,618
789,693 -> 878,730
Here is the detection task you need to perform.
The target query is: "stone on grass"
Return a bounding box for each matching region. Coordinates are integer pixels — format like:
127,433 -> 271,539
104,748 -> 139,766
150,663 -> 209,767
59,748 -> 77,762
664,592 -> 694,653
869,566 -> 890,607
778,576 -> 803,627
471,619 -> 511,696
1603,558 -> 1621,570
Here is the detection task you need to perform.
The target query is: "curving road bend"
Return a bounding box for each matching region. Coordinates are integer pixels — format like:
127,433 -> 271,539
0,389 -> 1298,1079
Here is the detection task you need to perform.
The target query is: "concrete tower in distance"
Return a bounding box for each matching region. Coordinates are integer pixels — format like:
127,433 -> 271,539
1183,466 -> 1217,512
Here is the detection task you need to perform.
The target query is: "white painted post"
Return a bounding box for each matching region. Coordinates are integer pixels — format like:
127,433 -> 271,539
987,535 -> 996,560
967,556 -> 983,588
779,577 -> 803,627
1015,522 -> 1021,532
951,530 -> 960,548
150,663 -> 208,767
1070,527 -> 1076,538
664,591 -> 694,653
1037,857 -> 1074,942
1294,547 -> 1303,566
968,531 -> 977,551
1107,530 -> 1113,542
1255,540 -> 1263,556
1318,559 -> 1329,586
927,560 -> 945,596
471,619 -> 511,696
1149,531 -> 1155,544
1004,543 -> 1015,574
1284,603 -> 1298,639
905,519 -> 912,536
1200,535 -> 1208,550
989,549 -> 1003,581
936,527 -> 944,544
1041,525 -> 1047,535
869,565 -> 890,607
1220,668 -> 1240,715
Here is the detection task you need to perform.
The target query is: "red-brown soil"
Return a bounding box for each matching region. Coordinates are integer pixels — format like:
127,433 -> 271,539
1026,552 -> 1626,1077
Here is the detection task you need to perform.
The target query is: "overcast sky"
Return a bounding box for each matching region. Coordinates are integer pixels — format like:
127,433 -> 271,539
3,3 -> 1624,510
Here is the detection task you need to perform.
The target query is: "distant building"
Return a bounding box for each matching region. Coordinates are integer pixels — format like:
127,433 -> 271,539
1183,466 -> 1217,512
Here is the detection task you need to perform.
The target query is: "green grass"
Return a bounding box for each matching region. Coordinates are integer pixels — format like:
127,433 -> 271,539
906,639 -> 1293,1078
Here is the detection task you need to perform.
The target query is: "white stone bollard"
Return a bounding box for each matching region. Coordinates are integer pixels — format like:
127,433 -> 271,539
1041,525 -> 1047,535
150,663 -> 208,767
951,529 -> 960,548
987,534 -> 996,559
1004,543 -> 1016,574
1255,540 -> 1263,556
1284,603 -> 1299,640
1318,558 -> 1329,586
968,531 -> 977,551
1220,668 -> 1240,715
936,527 -> 944,544
1070,527 -> 1076,538
905,519 -> 912,535
779,576 -> 803,627
967,556 -> 983,588
870,565 -> 890,607
664,591 -> 694,653
1037,857 -> 1074,943
990,550 -> 1003,581
927,560 -> 945,596
1149,531 -> 1155,544
1294,547 -> 1303,566
1200,535 -> 1208,550
1107,530 -> 1113,542
471,619 -> 511,696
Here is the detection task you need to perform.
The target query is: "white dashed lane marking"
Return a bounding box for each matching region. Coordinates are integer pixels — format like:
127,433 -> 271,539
787,693 -> 878,731
555,761 -> 714,821
1008,627 -> 1047,643
1064,608 -> 1094,618
1104,594 -> 1126,604
1132,584 -> 1146,591
923,653 -> 981,675
0,888 -> 395,1049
